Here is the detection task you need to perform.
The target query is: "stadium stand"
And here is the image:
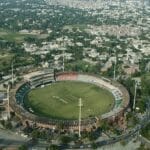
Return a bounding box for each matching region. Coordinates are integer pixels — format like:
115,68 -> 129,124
56,72 -> 78,81
28,69 -> 55,88
15,82 -> 30,105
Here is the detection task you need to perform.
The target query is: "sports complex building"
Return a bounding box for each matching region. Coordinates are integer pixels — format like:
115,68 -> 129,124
10,69 -> 130,131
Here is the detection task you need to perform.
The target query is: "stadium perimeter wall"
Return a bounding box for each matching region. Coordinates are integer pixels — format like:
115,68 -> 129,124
10,72 -> 130,130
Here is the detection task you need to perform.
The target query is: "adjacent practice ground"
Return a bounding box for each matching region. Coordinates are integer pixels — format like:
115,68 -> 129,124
25,81 -> 114,120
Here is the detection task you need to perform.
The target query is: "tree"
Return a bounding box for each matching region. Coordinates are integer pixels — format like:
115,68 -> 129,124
100,120 -> 110,131
88,131 -> 99,141
49,144 -> 59,150
5,121 -> 12,129
60,135 -> 72,145
91,142 -> 98,149
141,74 -> 150,97
141,122 -> 150,140
137,143 -> 147,150
18,145 -> 28,150
31,129 -> 39,139
0,120 -> 5,126
120,140 -> 127,146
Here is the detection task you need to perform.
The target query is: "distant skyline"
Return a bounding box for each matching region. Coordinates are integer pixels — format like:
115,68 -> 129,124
44,0 -> 149,10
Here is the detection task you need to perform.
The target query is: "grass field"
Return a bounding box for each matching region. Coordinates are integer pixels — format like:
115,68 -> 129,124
25,81 -> 114,120
0,28 -> 48,43
0,52 -> 14,71
0,29 -> 33,42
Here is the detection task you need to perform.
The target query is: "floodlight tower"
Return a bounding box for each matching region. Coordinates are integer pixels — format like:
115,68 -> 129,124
124,0 -> 127,10
141,0 -> 145,11
113,50 -> 117,80
108,0 -> 110,8
146,99 -> 150,119
119,0 -> 121,9
62,37 -> 67,72
60,39 -> 65,72
7,84 -> 10,119
133,81 -> 137,110
113,57 -> 116,80
62,48 -> 65,72
78,98 -> 82,138
148,63 -> 150,72
109,0 -> 112,7
148,0 -> 150,6
11,61 -> 14,86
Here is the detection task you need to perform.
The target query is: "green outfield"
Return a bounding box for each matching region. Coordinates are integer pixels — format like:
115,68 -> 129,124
25,81 -> 114,120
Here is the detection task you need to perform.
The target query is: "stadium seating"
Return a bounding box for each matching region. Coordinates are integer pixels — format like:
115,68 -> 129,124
56,72 -> 78,81
15,83 -> 31,105
30,71 -> 54,88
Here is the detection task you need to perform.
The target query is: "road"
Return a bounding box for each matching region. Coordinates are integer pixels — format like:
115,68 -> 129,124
0,128 -> 28,148
0,114 -> 149,149
60,114 -> 150,149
